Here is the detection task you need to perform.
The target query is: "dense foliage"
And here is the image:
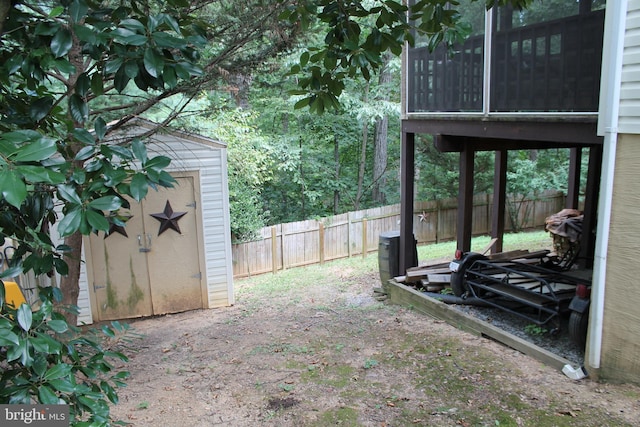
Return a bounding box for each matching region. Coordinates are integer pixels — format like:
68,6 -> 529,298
0,0 -> 591,422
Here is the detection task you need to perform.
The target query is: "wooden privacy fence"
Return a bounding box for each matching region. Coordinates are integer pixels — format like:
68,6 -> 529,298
232,191 -> 565,278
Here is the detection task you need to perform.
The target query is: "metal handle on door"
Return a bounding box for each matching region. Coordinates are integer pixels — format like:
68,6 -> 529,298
138,234 -> 151,253
147,234 -> 152,248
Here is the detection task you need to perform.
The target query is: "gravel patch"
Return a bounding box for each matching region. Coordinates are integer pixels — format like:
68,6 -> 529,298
450,303 -> 585,366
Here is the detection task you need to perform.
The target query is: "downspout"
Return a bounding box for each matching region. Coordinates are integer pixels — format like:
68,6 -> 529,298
589,0 -> 627,370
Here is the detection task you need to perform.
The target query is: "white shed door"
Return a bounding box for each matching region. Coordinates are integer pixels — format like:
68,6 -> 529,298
89,174 -> 203,321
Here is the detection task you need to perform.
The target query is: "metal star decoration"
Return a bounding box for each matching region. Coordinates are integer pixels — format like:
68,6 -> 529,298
105,213 -> 133,239
150,200 -> 187,235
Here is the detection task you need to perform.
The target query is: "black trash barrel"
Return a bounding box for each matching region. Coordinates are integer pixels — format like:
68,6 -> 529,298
378,231 -> 418,286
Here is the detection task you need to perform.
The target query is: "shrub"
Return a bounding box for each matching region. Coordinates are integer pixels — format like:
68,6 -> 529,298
0,282 -> 131,426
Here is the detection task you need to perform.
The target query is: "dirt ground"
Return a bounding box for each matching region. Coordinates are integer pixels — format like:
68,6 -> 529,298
108,265 -> 640,426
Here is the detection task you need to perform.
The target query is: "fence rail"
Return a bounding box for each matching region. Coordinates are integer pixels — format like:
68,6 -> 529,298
232,191 -> 565,278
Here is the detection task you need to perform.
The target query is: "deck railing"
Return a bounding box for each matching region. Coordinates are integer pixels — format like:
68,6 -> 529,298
407,9 -> 605,114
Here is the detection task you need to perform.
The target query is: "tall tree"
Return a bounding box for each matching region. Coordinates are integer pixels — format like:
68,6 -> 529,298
372,52 -> 394,204
0,0 -> 303,324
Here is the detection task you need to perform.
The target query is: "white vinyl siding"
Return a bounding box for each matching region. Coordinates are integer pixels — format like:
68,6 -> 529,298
75,120 -> 233,323
619,1 -> 640,134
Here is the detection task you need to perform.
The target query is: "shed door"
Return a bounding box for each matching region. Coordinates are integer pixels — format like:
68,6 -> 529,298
89,174 -> 203,321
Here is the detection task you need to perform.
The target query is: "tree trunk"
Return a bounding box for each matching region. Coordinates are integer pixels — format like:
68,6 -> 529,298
333,133 -> 340,214
355,83 -> 370,210
372,115 -> 388,204
58,231 -> 83,325
372,54 -> 392,204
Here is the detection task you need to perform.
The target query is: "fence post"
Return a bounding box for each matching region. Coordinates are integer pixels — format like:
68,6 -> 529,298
347,212 -> 352,258
319,222 -> 325,265
362,218 -> 367,258
271,226 -> 277,274
281,227 -> 287,271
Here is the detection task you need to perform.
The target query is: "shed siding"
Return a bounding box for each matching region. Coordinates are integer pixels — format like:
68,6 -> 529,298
147,138 -> 233,309
76,124 -> 233,323
77,245 -> 93,324
619,1 -> 640,134
601,133 -> 640,384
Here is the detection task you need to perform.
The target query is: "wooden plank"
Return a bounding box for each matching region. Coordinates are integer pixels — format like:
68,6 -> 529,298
405,266 -> 451,281
481,237 -> 499,255
426,273 -> 451,283
384,280 -> 573,371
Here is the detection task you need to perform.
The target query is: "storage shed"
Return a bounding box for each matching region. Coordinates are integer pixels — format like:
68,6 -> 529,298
76,119 -> 233,324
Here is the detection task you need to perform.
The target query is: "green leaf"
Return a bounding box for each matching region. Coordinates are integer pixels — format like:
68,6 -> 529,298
95,117 -> 107,140
0,169 -> 27,208
163,65 -> 177,88
44,363 -> 72,381
47,319 -> 69,334
58,207 -> 82,236
69,94 -> 89,123
16,165 -> 65,184
76,72 -> 91,97
17,304 -> 33,331
13,137 -> 58,162
131,138 -> 147,163
49,5 -> 64,17
152,32 -> 186,49
29,96 -> 54,122
120,19 -> 146,33
38,385 -> 60,404
49,379 -> 77,393
57,184 -> 82,205
143,48 -> 165,78
121,34 -> 148,46
144,155 -> 171,171
0,328 -> 20,346
74,145 -> 96,161
51,28 -> 73,57
129,173 -> 148,201
114,67 -> 130,92
0,266 -> 23,280
54,58 -> 76,74
91,73 -> 104,96
86,209 -> 109,231
73,128 -> 95,145
88,196 -> 122,211
69,0 -> 88,23
7,338 -> 27,362
105,58 -> 124,75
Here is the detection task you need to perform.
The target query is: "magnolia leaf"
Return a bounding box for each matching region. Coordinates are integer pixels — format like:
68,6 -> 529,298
57,207 -> 82,236
29,96 -> 54,122
91,73 -> 104,96
17,304 -> 33,332
69,0 -> 88,23
75,72 -> 91,97
74,145 -> 96,161
88,196 -> 122,211
0,169 -> 27,208
85,209 -> 109,231
144,155 -> 171,171
51,28 -> 73,57
95,117 -> 107,140
131,138 -> 147,163
143,48 -> 165,78
69,94 -> 89,123
73,128 -> 95,145
13,137 -> 58,162
130,173 -> 148,201
57,184 -> 82,205
16,165 -> 65,184
38,385 -> 60,404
